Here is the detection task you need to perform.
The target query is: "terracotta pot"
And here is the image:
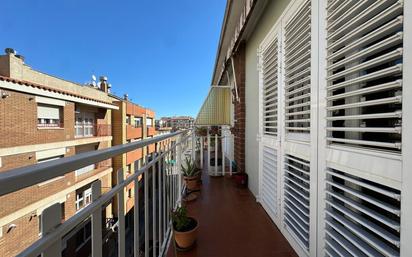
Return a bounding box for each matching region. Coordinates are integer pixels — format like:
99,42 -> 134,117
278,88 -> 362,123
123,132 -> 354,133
184,176 -> 199,191
174,218 -> 198,249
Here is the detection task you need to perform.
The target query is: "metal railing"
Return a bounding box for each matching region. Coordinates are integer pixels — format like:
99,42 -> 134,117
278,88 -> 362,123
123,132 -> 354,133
75,124 -> 112,137
0,129 -> 193,257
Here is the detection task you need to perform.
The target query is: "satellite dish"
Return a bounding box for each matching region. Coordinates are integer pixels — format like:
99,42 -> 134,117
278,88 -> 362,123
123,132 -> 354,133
92,75 -> 97,81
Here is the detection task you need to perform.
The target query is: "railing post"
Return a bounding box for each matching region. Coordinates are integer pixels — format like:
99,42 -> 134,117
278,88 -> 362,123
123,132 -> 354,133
191,130 -> 195,161
117,169 -> 126,257
144,157 -> 149,257
200,136 -> 204,169
207,127 -> 211,173
41,203 -> 62,257
134,174 -> 140,257
215,133 -> 218,176
152,155 -> 157,257
222,130 -> 225,177
176,134 -> 182,205
158,146 -> 163,253
91,180 -> 102,257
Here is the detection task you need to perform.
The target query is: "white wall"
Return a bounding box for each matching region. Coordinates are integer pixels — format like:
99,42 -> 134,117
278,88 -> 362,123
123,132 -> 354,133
245,0 -> 291,197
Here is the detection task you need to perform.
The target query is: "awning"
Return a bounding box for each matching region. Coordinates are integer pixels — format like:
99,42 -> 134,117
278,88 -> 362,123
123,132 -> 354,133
196,86 -> 231,126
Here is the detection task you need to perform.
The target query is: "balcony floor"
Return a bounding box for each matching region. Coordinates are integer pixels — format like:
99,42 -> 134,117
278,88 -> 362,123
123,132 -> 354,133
166,163 -> 297,257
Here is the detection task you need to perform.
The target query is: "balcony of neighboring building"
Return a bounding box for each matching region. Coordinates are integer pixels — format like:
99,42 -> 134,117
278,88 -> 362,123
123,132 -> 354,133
74,105 -> 112,139
126,148 -> 143,165
126,124 -> 143,140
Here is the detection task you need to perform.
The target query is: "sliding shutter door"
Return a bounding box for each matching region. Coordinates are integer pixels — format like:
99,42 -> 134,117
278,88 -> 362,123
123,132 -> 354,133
326,0 -> 404,151
259,24 -> 281,225
284,0 -> 311,141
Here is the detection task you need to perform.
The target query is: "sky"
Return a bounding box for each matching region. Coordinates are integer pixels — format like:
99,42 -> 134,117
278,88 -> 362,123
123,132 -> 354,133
0,0 -> 226,118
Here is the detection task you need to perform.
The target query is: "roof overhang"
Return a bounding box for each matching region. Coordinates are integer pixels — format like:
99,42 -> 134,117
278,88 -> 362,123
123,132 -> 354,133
0,78 -> 119,110
196,86 -> 231,126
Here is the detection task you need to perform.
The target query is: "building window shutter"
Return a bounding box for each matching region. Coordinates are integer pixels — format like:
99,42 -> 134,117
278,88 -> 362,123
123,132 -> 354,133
284,154 -> 310,251
325,168 -> 400,257
326,0 -> 403,151
37,104 -> 60,119
284,0 -> 311,135
262,33 -> 279,136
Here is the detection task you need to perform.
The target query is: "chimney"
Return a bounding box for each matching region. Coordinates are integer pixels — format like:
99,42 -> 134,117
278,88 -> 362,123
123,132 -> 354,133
124,94 -> 129,101
99,76 -> 109,93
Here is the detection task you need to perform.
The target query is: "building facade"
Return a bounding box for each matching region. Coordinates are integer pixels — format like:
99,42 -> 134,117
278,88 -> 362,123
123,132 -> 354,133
211,0 -> 411,256
0,50 -> 118,257
111,95 -> 156,216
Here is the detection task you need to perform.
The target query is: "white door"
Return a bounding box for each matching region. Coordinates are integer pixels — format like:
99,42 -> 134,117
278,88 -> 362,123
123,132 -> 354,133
258,23 -> 282,226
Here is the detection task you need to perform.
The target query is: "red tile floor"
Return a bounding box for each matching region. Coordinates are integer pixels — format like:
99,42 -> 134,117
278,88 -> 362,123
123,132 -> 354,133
166,167 -> 297,257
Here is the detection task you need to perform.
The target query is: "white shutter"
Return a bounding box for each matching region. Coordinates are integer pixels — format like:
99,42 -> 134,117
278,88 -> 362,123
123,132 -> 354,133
326,0 -> 403,151
325,168 -> 401,257
284,154 -> 310,251
284,0 -> 311,135
37,104 -> 60,119
261,146 -> 278,219
262,34 -> 279,136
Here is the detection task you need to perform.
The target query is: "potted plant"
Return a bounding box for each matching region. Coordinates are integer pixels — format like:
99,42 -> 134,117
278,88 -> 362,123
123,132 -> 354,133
195,127 -> 207,137
181,157 -> 201,191
172,206 -> 198,249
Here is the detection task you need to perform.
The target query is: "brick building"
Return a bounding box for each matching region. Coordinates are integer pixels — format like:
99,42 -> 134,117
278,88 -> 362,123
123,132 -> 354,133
0,50 -> 118,257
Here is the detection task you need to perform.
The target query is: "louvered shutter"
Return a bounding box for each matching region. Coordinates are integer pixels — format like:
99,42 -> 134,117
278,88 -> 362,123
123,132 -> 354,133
325,169 -> 401,257
262,34 -> 279,136
284,0 -> 311,135
261,146 -> 278,219
284,155 -> 310,251
326,0 -> 403,151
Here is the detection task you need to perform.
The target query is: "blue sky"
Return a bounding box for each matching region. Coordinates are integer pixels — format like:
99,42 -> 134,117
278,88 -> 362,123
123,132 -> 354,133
0,0 -> 225,118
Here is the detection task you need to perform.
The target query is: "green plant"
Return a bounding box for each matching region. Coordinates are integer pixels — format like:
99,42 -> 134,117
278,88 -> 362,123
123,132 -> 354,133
181,157 -> 199,177
171,206 -> 195,232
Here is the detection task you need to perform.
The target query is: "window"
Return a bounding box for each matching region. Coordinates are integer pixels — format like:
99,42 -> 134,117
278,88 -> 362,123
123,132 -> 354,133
128,189 -> 132,198
75,112 -> 95,137
75,188 -> 92,211
146,117 -> 153,127
126,164 -> 132,175
37,156 -> 65,185
75,222 -> 91,252
126,115 -> 131,125
37,104 -> 63,128
134,117 -> 142,127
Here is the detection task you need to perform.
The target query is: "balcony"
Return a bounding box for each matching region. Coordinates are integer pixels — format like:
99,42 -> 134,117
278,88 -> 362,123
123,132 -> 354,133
75,124 -> 112,138
126,148 -> 143,164
147,126 -> 156,137
0,130 -> 295,257
166,164 -> 297,257
126,125 -> 143,140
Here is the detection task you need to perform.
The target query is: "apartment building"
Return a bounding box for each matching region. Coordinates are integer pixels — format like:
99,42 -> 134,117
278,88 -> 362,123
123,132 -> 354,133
0,49 -> 118,257
159,116 -> 194,130
110,94 -> 156,236
207,0 -> 411,256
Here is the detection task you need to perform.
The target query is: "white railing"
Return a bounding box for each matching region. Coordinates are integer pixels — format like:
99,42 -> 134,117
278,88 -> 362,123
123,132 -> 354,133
0,130 -> 193,257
